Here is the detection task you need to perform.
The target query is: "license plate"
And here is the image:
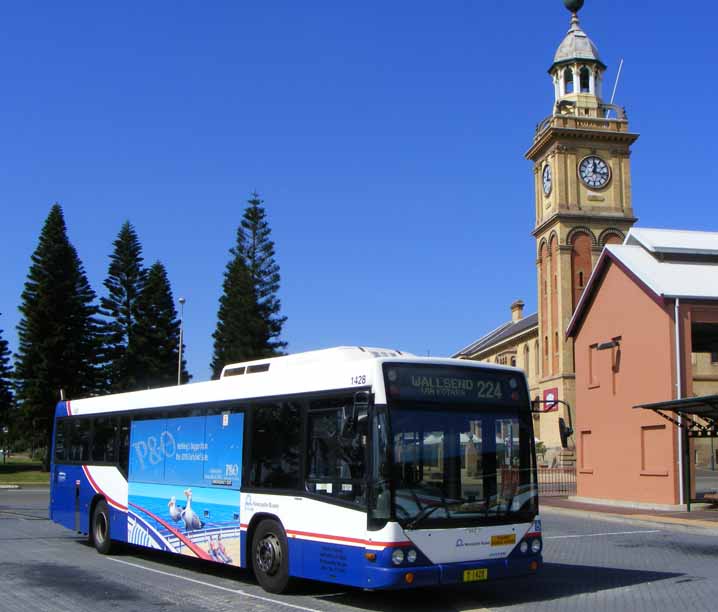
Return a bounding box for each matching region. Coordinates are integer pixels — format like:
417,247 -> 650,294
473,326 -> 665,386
491,534 -> 516,546
463,568 -> 488,582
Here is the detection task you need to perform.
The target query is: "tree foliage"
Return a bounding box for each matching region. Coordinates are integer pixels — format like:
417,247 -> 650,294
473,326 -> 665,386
100,221 -> 146,392
241,193 -> 287,354
0,314 -> 13,428
14,204 -> 101,466
210,193 -> 287,378
135,261 -> 190,388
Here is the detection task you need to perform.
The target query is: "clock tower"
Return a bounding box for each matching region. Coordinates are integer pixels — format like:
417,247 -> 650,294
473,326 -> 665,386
525,0 -> 639,439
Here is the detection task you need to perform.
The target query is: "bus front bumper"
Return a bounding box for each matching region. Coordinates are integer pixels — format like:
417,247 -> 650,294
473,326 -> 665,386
365,555 -> 542,589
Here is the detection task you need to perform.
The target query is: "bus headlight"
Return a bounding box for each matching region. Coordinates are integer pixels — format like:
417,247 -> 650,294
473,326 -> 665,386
530,538 -> 542,554
520,541 -> 529,554
391,549 -> 405,565
407,549 -> 417,563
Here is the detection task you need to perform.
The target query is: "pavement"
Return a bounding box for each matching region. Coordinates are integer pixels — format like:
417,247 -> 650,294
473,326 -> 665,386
541,495 -> 718,532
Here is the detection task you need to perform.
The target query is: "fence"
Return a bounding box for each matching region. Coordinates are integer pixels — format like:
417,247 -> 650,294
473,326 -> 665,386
538,467 -> 576,497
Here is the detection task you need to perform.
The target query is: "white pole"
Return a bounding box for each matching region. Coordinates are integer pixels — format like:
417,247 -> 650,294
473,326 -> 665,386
610,59 -> 624,105
675,298 -> 684,505
178,297 -> 186,385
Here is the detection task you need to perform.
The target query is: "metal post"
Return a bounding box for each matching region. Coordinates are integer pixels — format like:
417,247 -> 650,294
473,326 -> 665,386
178,297 -> 186,385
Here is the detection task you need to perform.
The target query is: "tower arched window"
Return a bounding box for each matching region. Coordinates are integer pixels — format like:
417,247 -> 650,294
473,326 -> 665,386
580,67 -> 590,93
564,68 -> 574,94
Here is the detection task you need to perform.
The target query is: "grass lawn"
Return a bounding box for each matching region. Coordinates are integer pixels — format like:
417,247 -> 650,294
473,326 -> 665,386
0,454 -> 50,485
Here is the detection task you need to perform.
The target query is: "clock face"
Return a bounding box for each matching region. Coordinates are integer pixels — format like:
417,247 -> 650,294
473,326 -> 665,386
579,155 -> 610,189
542,164 -> 552,195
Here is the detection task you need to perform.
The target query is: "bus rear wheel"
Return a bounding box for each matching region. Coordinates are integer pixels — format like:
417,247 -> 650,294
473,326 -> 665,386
251,519 -> 290,594
92,499 -> 113,554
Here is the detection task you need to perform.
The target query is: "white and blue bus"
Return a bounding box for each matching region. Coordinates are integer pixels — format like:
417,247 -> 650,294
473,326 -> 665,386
50,347 -> 542,593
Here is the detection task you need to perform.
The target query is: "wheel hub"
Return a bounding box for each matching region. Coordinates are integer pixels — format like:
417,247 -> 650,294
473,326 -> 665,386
256,534 -> 282,575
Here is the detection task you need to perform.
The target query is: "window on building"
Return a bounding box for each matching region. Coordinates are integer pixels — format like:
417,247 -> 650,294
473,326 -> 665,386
524,345 -> 530,377
588,343 -> 600,388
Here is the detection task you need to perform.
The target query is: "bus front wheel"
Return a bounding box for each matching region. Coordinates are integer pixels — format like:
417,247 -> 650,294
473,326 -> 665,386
251,519 -> 290,593
92,499 -> 113,554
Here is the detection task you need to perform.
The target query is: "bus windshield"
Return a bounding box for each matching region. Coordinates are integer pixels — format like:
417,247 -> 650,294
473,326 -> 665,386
376,363 -> 538,529
389,405 -> 538,528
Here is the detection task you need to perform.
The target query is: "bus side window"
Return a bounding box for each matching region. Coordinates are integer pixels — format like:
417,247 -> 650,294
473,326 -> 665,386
54,419 -> 68,462
118,417 -> 130,475
68,418 -> 90,462
306,398 -> 366,503
248,401 -> 301,490
92,417 -> 117,463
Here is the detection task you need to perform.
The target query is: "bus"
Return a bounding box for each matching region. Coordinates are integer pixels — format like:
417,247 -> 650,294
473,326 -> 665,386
50,347 -> 541,593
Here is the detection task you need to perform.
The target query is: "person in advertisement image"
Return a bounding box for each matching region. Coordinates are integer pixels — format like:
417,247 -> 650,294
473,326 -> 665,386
127,411 -> 243,566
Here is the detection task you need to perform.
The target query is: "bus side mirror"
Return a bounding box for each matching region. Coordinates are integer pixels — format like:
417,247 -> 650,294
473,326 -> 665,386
559,417 -> 573,449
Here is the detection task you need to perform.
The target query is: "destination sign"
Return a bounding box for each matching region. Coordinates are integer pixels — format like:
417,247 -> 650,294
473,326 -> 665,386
384,364 -> 527,406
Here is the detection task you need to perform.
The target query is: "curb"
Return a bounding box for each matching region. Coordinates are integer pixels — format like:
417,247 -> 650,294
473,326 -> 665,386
541,504 -> 718,535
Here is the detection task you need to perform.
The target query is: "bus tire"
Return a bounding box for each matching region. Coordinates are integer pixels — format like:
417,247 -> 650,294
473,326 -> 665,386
92,499 -> 113,554
251,519 -> 291,594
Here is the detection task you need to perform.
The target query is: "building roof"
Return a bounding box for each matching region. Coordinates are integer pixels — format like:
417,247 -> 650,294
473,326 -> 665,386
567,227 -> 718,337
552,12 -> 604,69
625,227 -> 718,256
453,313 -> 538,359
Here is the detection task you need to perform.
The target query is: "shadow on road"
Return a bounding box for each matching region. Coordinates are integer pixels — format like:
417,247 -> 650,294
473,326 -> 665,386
107,543 -> 684,611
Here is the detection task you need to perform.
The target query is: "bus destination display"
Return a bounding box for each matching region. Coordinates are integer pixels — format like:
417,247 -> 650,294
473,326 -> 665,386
384,364 -> 526,406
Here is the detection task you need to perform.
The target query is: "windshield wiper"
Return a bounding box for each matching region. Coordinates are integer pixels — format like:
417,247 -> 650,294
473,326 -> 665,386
405,504 -> 443,530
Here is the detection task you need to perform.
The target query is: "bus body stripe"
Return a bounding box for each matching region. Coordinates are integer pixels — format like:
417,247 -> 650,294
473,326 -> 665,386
82,465 -> 128,512
240,523 -> 410,549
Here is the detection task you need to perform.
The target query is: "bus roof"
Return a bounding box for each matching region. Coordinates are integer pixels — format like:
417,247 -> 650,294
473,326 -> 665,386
62,346 -> 524,417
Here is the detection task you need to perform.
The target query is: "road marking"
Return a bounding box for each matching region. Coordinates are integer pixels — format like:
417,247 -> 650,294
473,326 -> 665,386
545,529 -> 661,540
106,557 -> 322,612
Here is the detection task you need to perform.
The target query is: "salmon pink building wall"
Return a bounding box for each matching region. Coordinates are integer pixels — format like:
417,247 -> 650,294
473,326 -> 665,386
573,262 -> 680,506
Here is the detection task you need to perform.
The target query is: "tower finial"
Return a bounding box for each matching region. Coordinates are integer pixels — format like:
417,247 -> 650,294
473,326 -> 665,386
563,0 -> 585,12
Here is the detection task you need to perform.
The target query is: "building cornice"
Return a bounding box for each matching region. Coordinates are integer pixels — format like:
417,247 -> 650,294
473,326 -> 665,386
526,124 -> 639,161
532,212 -> 638,239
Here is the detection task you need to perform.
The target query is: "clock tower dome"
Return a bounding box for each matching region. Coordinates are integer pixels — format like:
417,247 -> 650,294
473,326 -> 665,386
525,0 -> 639,437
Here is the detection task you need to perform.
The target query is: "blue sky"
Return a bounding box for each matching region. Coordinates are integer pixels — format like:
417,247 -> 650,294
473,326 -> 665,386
1,1 -> 716,382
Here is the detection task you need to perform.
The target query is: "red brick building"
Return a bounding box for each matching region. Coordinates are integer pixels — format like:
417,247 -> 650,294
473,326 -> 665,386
567,228 -> 718,508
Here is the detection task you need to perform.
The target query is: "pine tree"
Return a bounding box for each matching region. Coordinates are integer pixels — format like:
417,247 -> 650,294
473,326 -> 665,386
100,221 -> 146,392
0,315 -> 13,433
135,261 -> 189,388
237,193 -> 287,354
210,193 -> 287,379
210,253 -> 262,379
15,204 -> 101,467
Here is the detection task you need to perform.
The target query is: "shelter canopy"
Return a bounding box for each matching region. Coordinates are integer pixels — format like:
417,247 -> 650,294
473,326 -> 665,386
634,395 -> 718,438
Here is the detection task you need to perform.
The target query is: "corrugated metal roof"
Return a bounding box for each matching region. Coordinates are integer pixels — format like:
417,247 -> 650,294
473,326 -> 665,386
453,313 -> 538,358
567,227 -> 718,337
625,227 -> 718,256
607,243 -> 718,300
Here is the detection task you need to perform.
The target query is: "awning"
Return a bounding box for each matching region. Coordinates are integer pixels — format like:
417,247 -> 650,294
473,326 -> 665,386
634,395 -> 718,438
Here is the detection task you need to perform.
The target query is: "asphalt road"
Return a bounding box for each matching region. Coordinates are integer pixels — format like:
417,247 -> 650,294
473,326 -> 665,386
1,488 -> 718,612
